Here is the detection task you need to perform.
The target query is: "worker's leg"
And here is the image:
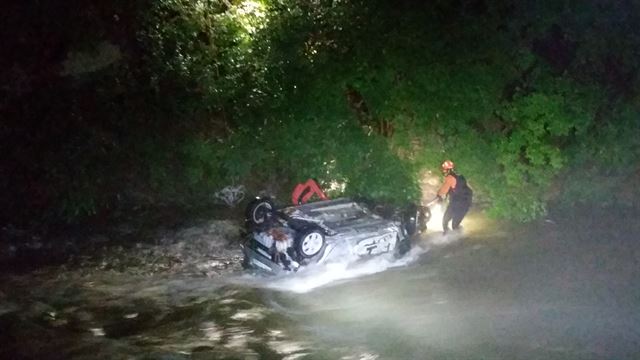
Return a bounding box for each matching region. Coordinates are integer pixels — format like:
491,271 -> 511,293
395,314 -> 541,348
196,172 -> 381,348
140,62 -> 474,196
451,201 -> 471,230
442,204 -> 453,233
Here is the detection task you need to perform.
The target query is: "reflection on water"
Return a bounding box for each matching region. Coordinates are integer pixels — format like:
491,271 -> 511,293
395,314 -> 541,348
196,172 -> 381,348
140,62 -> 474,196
260,210 -> 640,360
1,209 -> 639,359
0,276 -> 322,359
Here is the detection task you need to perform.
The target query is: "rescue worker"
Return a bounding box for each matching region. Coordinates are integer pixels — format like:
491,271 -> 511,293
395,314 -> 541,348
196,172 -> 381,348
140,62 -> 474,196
430,160 -> 473,234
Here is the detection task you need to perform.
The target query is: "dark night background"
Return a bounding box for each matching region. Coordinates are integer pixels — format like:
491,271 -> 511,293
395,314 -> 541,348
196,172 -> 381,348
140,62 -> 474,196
1,1 -> 640,359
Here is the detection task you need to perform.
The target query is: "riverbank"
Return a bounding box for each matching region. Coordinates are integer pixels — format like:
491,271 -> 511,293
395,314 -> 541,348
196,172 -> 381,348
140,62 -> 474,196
1,218 -> 245,279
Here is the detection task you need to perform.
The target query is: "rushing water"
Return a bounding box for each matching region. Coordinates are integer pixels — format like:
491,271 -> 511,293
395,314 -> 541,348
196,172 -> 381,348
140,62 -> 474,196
1,209 -> 639,359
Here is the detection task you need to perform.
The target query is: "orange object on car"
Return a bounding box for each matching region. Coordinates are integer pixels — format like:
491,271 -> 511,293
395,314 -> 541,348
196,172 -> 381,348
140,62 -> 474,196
291,179 -> 328,205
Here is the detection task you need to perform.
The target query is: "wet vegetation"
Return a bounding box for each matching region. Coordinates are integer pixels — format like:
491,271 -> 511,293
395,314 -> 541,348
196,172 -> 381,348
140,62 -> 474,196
2,0 -> 640,230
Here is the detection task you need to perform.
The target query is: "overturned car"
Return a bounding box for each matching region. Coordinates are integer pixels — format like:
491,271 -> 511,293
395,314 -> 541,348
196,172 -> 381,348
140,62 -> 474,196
241,197 -> 429,273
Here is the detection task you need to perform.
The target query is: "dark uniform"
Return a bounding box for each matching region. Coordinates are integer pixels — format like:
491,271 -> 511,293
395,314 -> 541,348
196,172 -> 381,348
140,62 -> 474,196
436,161 -> 473,234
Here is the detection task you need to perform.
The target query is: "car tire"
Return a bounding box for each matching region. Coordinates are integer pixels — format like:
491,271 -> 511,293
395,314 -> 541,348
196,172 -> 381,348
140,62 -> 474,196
245,197 -> 275,228
295,228 -> 325,259
418,205 -> 430,233
403,204 -> 420,236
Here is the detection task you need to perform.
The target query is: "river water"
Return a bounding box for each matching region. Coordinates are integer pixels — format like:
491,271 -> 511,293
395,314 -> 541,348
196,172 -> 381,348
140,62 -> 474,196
1,209 -> 639,359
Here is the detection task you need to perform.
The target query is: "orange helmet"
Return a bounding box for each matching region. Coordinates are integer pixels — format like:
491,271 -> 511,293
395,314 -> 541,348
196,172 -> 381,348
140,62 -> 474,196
441,160 -> 455,171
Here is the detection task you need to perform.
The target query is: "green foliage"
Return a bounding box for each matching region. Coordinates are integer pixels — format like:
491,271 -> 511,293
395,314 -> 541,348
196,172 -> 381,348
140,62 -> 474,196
180,138 -> 223,188
132,0 -> 639,220
6,0 -> 640,225
140,0 -> 272,119
239,96 -> 419,205
561,105 -> 640,207
479,82 -> 591,219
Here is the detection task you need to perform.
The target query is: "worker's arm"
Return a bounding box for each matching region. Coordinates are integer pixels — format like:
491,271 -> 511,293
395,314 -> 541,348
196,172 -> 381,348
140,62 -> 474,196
427,175 -> 457,206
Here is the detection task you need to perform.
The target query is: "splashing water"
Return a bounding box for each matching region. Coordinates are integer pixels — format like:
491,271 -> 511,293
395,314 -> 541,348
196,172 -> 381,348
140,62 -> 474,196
423,202 -> 471,246
232,244 -> 431,294
426,202 -> 444,231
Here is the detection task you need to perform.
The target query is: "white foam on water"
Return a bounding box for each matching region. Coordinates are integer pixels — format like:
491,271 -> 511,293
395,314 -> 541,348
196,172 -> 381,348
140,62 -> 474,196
427,230 -> 464,245
423,202 -> 469,245
426,202 -> 445,231
235,243 -> 431,294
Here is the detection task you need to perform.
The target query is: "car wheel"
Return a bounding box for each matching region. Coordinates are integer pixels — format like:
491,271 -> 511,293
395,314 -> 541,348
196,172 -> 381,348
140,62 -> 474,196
403,204 -> 419,236
418,205 -> 430,233
245,197 -> 275,227
295,228 -> 325,258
